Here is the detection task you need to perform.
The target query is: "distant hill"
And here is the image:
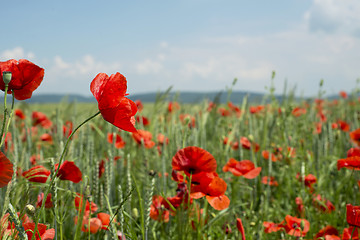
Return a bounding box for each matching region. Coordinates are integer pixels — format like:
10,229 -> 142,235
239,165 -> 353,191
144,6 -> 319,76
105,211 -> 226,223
21,91 -> 272,104
16,90 -> 348,104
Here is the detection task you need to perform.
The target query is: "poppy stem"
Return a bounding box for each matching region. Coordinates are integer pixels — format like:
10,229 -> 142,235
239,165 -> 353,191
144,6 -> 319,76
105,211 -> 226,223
0,85 -> 9,148
0,91 -> 15,149
33,111 -> 101,240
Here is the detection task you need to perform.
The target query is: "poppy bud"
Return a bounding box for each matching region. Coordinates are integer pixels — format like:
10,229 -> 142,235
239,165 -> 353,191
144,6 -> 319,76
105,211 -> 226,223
25,204 -> 36,216
300,220 -> 305,230
132,208 -> 139,219
2,71 -> 12,85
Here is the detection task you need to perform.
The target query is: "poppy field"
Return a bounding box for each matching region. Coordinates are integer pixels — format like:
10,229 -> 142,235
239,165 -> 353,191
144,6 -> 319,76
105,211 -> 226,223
0,59 -> 360,239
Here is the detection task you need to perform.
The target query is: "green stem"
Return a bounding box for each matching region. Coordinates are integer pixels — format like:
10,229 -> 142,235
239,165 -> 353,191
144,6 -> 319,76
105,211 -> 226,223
32,111 -> 100,240
0,85 -> 9,148
0,91 -> 15,148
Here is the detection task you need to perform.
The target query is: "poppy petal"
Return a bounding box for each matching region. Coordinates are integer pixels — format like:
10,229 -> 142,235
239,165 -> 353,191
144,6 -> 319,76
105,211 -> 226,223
337,156 -> 360,170
206,195 -> 230,210
56,161 -> 82,183
236,218 -> 246,240
0,152 -> 13,188
243,167 -> 262,179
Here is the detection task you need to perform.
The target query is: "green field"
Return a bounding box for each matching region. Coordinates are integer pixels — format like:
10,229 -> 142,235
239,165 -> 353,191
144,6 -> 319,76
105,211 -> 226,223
0,88 -> 360,240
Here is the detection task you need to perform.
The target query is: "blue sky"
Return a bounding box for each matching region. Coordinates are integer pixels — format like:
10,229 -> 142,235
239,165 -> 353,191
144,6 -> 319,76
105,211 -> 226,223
1,0 -> 360,97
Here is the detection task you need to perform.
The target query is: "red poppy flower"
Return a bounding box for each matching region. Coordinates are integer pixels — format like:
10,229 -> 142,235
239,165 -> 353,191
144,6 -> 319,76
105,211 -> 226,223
135,100 -> 143,112
179,114 -> 196,128
283,215 -> 310,237
292,107 -> 307,117
190,172 -> 230,210
249,105 -> 264,114
350,128 -> 360,147
14,109 -> 26,119
312,194 -> 335,213
107,133 -> 125,149
263,221 -> 284,233
157,133 -> 169,145
342,227 -> 359,239
74,193 -> 98,213
339,91 -> 348,99
132,129 -> 155,149
315,225 -> 339,239
296,173 -> 317,191
22,165 -> 50,183
236,218 -> 246,240
150,195 -> 170,222
168,102 -> 180,113
23,222 -> 55,240
0,151 -> 13,188
32,111 -> 52,129
348,148 -> 360,157
74,215 -> 102,234
218,107 -> 231,117
338,120 -> 350,132
55,160 -> 82,183
337,156 -> 360,170
37,192 -> 53,208
0,59 -> 44,100
347,204 -> 360,227
136,116 -> 150,126
62,121 -> 73,138
172,146 -> 217,176
97,212 -> 111,230
90,72 -> 137,132
223,158 -> 261,179
261,176 -> 278,186
40,133 -> 53,143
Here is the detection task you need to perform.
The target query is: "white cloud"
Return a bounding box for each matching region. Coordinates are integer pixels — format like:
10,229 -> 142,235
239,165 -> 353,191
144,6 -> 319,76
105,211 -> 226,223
136,59 -> 164,74
0,47 -> 35,60
305,0 -> 360,36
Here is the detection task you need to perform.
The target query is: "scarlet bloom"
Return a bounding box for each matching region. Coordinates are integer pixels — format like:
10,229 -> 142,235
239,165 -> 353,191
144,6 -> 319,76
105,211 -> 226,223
261,176 -> 278,186
0,59 -> 44,100
55,160 -> 82,183
342,227 -> 359,239
312,194 -> 335,213
132,129 -> 155,149
315,225 -> 339,239
74,193 -> 98,213
37,192 -> 53,208
14,109 -> 26,119
157,133 -> 169,145
150,195 -> 170,222
75,215 -> 102,234
172,146 -> 217,176
32,111 -> 52,129
337,156 -> 360,170
249,105 -> 264,114
292,107 -> 307,117
90,72 -> 137,132
107,133 -> 125,149
339,91 -> 348,99
190,172 -> 230,210
347,148 -> 360,157
23,222 -> 55,240
350,128 -> 360,147
263,221 -> 284,233
136,116 -> 150,126
347,204 -> 360,227
40,133 -> 53,143
0,151 -> 13,188
337,120 -> 350,132
168,101 -> 180,113
283,215 -> 310,237
22,165 -> 50,183
296,173 -> 317,191
223,158 -> 261,179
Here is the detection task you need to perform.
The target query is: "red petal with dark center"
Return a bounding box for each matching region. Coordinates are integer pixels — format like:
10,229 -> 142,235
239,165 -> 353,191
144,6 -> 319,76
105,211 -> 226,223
172,146 -> 217,175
